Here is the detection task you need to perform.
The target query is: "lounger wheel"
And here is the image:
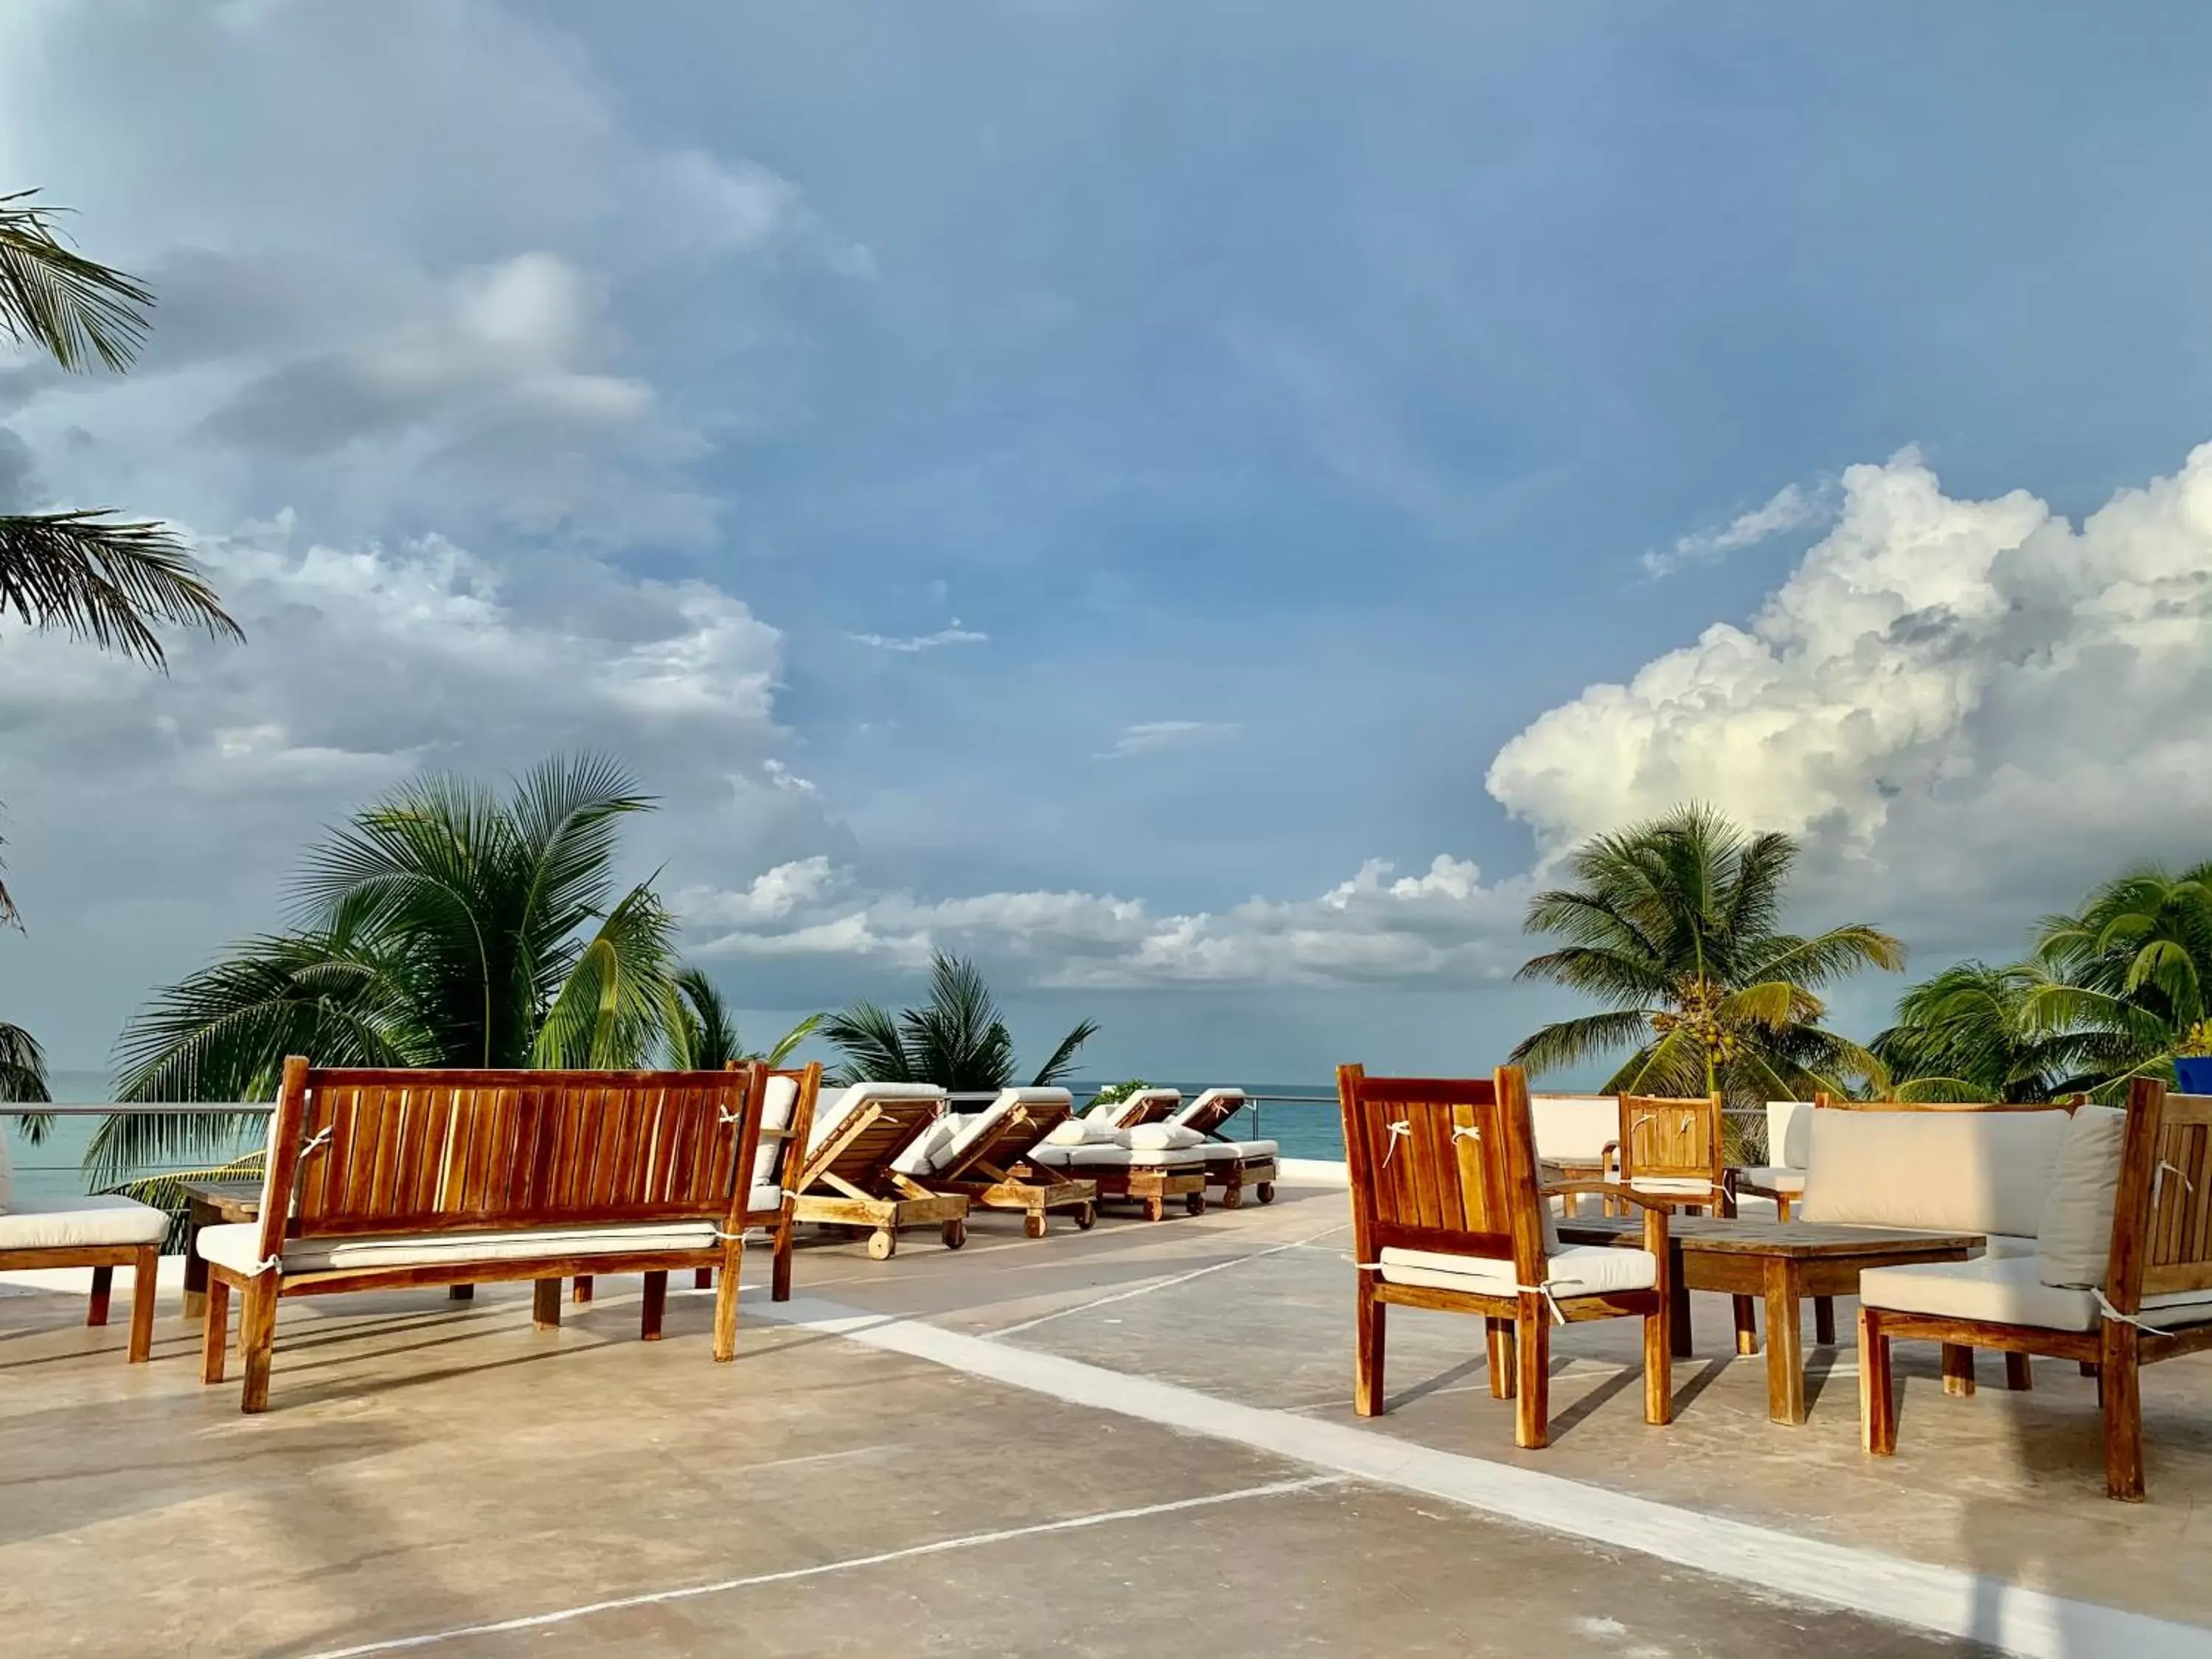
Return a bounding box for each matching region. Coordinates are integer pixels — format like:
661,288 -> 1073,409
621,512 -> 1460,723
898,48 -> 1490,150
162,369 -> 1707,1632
867,1229 -> 897,1261
1221,1184 -> 1245,1211
1185,1192 -> 1206,1216
1023,1211 -> 1048,1239
1256,1182 -> 1275,1205
1074,1203 -> 1096,1231
941,1219 -> 967,1251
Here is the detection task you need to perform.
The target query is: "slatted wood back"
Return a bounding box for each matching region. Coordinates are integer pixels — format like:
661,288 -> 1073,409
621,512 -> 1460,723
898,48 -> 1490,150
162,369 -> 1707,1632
2118,1081 -> 2212,1302
939,1091 -> 1074,1182
1338,1065 -> 1545,1280
1098,1088 -> 1181,1129
1173,1089 -> 1246,1138
255,1059 -> 763,1257
1616,1093 -> 1725,1197
797,1088 -> 945,1194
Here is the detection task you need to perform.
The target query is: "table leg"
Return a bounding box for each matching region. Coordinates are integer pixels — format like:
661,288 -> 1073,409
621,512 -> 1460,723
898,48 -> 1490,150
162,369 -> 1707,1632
1669,1242 -> 1694,1358
1814,1296 -> 1837,1346
182,1200 -> 212,1321
1763,1256 -> 1806,1425
1732,1295 -> 1759,1354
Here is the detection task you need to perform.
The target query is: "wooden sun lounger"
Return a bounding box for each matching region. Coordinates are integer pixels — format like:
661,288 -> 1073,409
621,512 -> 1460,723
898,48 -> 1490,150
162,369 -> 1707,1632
1173,1088 -> 1277,1209
923,1089 -> 1097,1237
790,1086 -> 970,1259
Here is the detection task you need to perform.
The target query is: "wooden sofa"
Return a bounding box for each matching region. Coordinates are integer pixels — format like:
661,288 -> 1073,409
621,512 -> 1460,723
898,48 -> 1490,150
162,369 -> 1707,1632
196,1058 -> 767,1412
1339,1062 -> 1672,1450
0,1124 -> 170,1363
1860,1079 -> 2212,1500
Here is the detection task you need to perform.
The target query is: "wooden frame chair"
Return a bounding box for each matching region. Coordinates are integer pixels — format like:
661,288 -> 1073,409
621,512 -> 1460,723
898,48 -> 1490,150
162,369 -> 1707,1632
0,1130 -> 170,1362
1340,1062 -> 1672,1450
1613,1092 -> 1732,1216
1861,1078 -> 2212,1500
908,1088 -> 1098,1237
199,1059 -> 766,1413
789,1083 -> 970,1259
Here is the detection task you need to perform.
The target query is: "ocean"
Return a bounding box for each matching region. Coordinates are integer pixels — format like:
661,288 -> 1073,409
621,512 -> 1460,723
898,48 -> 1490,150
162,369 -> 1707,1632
1,1073 -> 1346,1204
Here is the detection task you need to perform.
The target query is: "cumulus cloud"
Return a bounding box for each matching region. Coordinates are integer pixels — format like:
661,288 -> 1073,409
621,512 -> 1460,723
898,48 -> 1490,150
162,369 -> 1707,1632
1641,481 -> 1826,577
686,852 -> 1526,988
1095,720 -> 1241,759
847,622 -> 990,653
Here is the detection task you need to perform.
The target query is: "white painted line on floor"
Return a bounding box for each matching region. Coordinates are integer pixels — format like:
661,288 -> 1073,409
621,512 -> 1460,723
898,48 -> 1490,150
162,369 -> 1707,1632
298,1475 -> 1341,1658
757,1295 -> 2212,1659
983,1222 -> 1349,1339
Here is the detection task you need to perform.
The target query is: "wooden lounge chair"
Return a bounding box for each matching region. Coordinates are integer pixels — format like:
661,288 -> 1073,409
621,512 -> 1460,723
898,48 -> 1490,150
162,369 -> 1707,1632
896,1087 -> 1098,1237
0,1130 -> 170,1364
1340,1062 -> 1672,1450
196,1059 -> 768,1413
1168,1088 -> 1278,1208
790,1082 -> 970,1259
1860,1078 -> 2212,1500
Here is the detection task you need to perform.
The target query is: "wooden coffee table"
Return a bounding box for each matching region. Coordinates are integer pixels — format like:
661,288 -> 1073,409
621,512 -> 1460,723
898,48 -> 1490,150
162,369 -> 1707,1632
1557,1214 -> 1983,1425
177,1180 -> 261,1321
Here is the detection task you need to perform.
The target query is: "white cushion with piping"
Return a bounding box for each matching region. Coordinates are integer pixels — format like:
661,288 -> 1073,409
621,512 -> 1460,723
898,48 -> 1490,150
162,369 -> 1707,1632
2037,1105 -> 2127,1290
1797,1107 -> 2067,1239
195,1219 -> 722,1276
1378,1242 -> 1656,1299
0,1194 -> 170,1250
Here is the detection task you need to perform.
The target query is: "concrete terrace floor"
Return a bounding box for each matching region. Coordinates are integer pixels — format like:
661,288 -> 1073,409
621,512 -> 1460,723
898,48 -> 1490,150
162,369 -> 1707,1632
5,1180 -> 2211,1658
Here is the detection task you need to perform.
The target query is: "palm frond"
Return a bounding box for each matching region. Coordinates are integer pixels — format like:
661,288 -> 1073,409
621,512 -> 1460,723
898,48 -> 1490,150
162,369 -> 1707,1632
670,966 -> 740,1069
0,512 -> 242,669
0,1017 -> 51,1143
821,1001 -> 915,1087
531,884 -> 679,1069
762,1012 -> 824,1068
1509,1008 -> 1657,1076
1028,1018 -> 1099,1088
0,190 -> 151,372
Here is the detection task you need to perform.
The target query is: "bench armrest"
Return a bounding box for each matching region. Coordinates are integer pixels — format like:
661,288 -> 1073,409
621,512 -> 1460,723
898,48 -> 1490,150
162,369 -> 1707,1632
1542,1179 -> 1674,1214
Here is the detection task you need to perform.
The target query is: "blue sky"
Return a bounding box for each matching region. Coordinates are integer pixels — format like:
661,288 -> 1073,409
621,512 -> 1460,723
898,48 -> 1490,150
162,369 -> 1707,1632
4,1 -> 2212,1083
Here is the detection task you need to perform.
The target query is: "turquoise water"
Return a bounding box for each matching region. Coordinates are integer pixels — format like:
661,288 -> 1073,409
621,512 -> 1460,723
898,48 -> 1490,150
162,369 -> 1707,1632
1,1075 -> 1346,1204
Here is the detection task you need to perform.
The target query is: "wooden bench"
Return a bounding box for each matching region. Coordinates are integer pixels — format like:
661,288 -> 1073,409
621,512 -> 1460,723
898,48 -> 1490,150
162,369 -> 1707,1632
197,1058 -> 766,1413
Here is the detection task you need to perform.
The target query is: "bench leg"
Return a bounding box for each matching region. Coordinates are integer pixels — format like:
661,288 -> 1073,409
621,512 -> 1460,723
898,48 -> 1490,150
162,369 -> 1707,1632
449,1284 -> 473,1301
201,1275 -> 232,1385
694,1267 -> 713,1290
532,1279 -> 562,1330
712,1237 -> 747,1363
771,1220 -> 793,1303
128,1246 -> 159,1364
571,1275 -> 594,1304
1354,1279 -> 1385,1415
1941,1343 -> 1976,1397
1486,1317 -> 1515,1399
86,1265 -> 113,1328
1513,1298 -> 1551,1450
1860,1307 -> 1896,1455
2005,1352 -> 2033,1391
641,1270 -> 667,1341
239,1281 -> 278,1414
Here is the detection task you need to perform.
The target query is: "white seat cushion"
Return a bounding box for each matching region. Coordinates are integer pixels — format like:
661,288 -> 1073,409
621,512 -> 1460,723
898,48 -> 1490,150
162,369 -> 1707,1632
1028,1144 -> 1206,1170
1201,1139 -> 1278,1160
1378,1242 -> 1656,1299
1861,1253 -> 2212,1333
196,1219 -> 721,1276
0,1194 -> 170,1251
1628,1176 -> 1718,1197
1735,1165 -> 1806,1196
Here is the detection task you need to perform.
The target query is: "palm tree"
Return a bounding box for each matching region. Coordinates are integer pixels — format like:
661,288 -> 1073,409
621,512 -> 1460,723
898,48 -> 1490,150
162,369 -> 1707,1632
2020,863 -> 2212,1099
1510,804 -> 1904,1107
98,755 -> 681,1184
1869,961 -> 2089,1102
667,966 -> 823,1070
823,952 -> 1097,1093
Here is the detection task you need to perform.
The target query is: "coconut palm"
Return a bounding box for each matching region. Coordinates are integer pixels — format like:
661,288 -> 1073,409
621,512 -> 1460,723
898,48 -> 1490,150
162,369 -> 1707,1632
97,755 -> 681,1184
823,952 -> 1097,1093
1509,804 -> 1904,1106
1869,961 -> 2089,1102
667,966 -> 823,1070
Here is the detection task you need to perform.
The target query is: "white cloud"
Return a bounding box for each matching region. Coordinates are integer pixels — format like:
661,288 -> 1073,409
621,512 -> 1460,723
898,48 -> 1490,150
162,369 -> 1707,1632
848,622 -> 990,653
1641,481 -> 1826,577
1095,720 -> 1241,760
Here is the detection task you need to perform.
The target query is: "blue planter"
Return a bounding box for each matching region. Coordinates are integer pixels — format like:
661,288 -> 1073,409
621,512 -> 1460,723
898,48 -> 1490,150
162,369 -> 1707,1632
2174,1057 -> 2212,1094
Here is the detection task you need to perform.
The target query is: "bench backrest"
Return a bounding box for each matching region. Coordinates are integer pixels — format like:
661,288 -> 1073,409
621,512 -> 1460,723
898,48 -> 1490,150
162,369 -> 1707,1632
2115,1081 -> 2212,1305
1796,1097 -> 2072,1239
1617,1093 -> 1725,1198
1338,1064 -> 1545,1281
256,1058 -> 764,1260
1529,1093 -> 1618,1164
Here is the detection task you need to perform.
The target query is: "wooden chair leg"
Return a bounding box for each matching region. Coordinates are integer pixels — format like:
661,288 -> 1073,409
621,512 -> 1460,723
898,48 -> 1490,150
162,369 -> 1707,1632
532,1278 -> 562,1330
1859,1307 -> 1896,1455
1644,1306 -> 1673,1425
1776,1194 -> 1794,1222
772,1220 -> 793,1302
128,1246 -> 159,1364
694,1267 -> 713,1290
238,1280 -> 278,1414
571,1274 -> 594,1304
1941,1343 -> 1976,1397
201,1275 -> 232,1385
712,1235 -> 748,1363
640,1270 -> 668,1341
2103,1322 -> 2144,1501
1513,1299 -> 1551,1450
1814,1297 -> 1837,1346
2080,1359 -> 2099,1377
1354,1279 -> 1386,1415
2005,1352 -> 2034,1391
1732,1295 -> 1759,1355
1487,1317 -> 1516,1398
86,1265 -> 114,1327
448,1284 -> 474,1301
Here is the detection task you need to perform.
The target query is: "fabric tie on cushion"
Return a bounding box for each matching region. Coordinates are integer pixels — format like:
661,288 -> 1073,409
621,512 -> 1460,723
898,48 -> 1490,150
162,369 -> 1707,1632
1355,1261 -> 1582,1324
2094,1288 -> 2177,1338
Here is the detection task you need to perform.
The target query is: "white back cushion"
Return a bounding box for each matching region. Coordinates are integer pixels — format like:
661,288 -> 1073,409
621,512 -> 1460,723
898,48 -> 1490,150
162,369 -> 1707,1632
2037,1106 -> 2128,1289
890,1117 -> 959,1177
1798,1107 -> 2068,1239
1530,1096 -> 1617,1163
1766,1100 -> 1814,1169
751,1074 -> 800,1191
